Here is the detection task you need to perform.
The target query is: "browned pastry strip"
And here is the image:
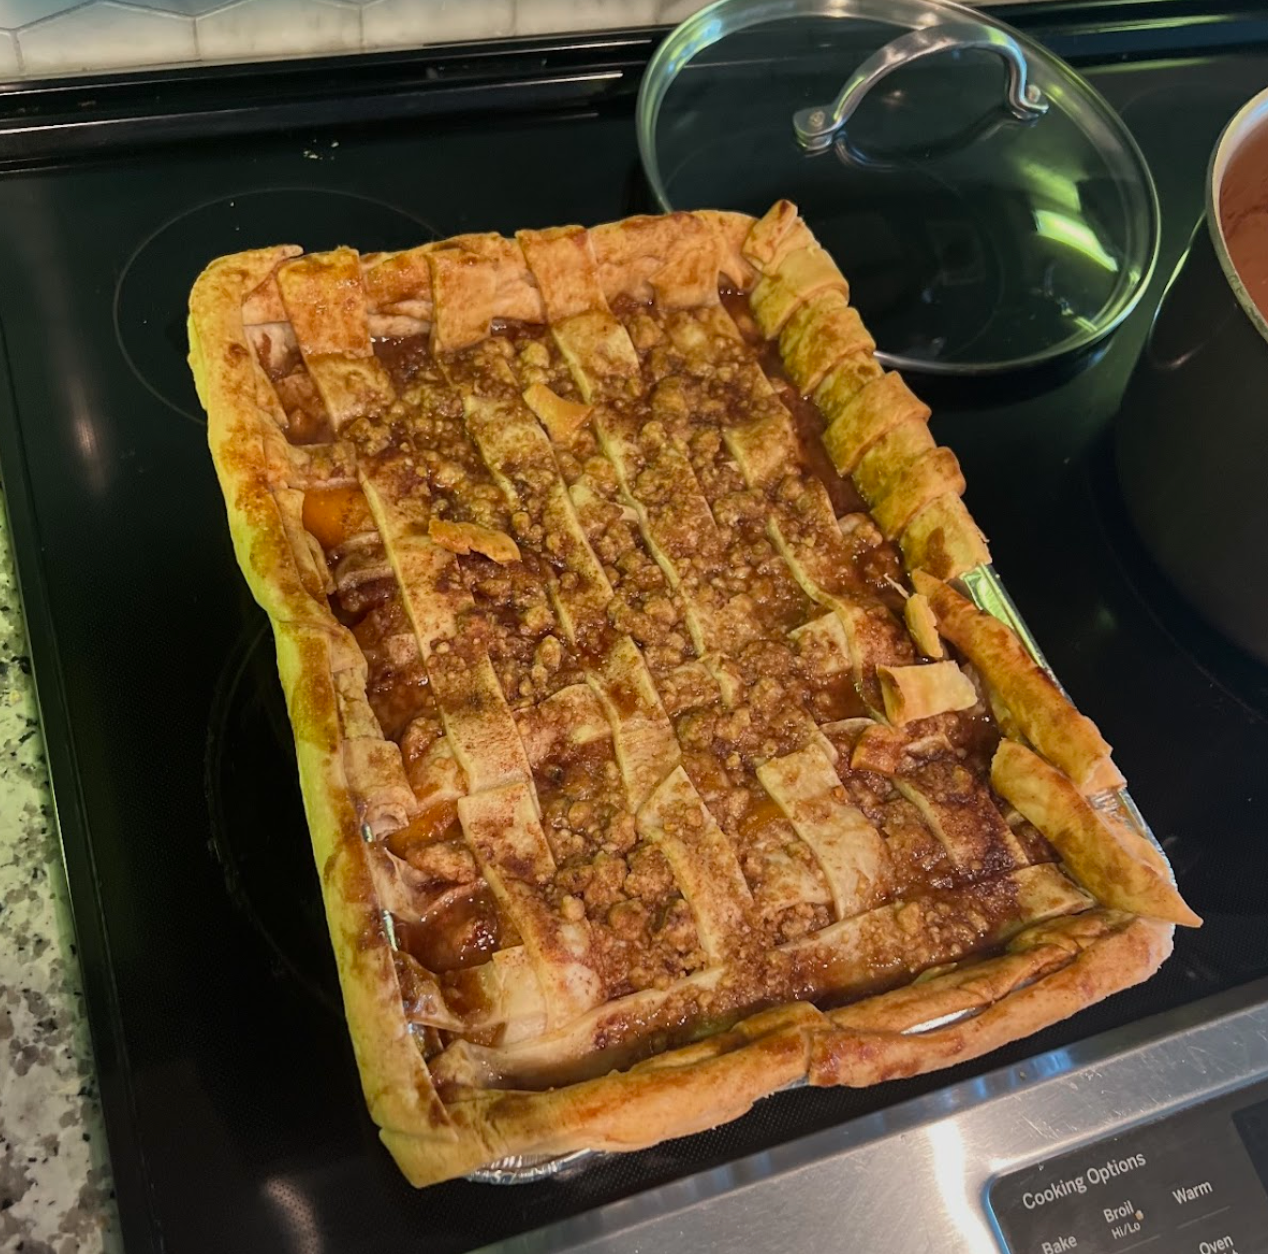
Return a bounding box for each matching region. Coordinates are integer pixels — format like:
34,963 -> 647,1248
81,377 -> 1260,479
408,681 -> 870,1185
361,482 -> 474,661
755,269 -> 991,583
517,225 -> 608,323
448,232 -> 546,323
554,310 -> 643,401
991,740 -> 1201,927
892,761 -> 1029,871
361,246 -> 434,322
427,244 -> 501,353
639,766 -> 756,962
779,290 -> 875,394
696,209 -> 760,290
808,911 -> 1172,1085
742,198 -> 815,271
418,231 -> 549,351
512,229 -> 647,404
751,243 -> 849,338
385,1004 -> 818,1185
458,781 -> 606,1027
276,248 -> 396,426
900,493 -> 992,580
853,419 -> 938,506
190,246 -> 344,631
813,354 -> 886,431
429,650 -> 534,795
274,621 -> 456,1141
756,743 -> 895,917
454,386 -> 613,646
821,371 -> 930,476
871,446 -> 966,539
904,593 -> 944,659
877,660 -> 976,725
587,635 -> 681,811
331,647 -> 417,835
914,572 -> 1125,795
590,212 -> 722,310
271,484 -> 334,601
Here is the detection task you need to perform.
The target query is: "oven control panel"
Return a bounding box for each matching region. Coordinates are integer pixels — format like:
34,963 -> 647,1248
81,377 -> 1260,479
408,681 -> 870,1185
991,1081 -> 1268,1254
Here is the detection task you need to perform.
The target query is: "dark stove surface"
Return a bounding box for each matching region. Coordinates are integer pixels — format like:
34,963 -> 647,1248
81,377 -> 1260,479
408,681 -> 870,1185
2,12 -> 1268,1253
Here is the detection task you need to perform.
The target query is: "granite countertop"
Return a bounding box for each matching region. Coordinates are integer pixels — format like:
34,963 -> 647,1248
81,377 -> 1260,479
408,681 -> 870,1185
0,488 -> 120,1254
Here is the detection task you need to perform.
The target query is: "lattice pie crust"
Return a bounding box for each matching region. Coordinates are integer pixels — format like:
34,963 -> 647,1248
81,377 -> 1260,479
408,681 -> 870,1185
188,202 -> 1198,1187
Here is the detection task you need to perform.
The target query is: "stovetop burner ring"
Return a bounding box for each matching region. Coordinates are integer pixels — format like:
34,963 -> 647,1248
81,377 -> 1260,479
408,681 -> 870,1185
204,616 -> 342,1014
113,187 -> 439,424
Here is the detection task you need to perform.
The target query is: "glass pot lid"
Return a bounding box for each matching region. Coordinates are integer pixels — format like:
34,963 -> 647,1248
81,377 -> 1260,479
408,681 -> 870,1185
637,0 -> 1160,375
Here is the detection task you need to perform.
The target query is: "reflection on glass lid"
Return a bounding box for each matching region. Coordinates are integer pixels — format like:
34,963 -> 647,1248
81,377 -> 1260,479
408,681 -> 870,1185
638,0 -> 1159,375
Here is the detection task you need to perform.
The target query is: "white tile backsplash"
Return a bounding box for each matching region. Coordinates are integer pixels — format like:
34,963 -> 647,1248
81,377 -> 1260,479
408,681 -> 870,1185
362,0 -> 512,48
0,0 -> 90,31
659,0 -> 711,22
0,0 -> 1032,80
19,1 -> 196,72
196,0 -> 360,60
128,0 -> 241,15
515,0 -> 660,36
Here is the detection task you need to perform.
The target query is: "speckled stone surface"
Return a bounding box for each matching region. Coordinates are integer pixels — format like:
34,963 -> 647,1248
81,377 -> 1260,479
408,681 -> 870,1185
0,485 -> 122,1254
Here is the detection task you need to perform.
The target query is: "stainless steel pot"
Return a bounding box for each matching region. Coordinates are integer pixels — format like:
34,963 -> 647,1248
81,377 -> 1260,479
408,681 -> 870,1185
1116,86 -> 1268,666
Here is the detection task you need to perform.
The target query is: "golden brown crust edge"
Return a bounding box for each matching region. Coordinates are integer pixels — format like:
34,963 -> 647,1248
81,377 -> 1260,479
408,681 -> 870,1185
740,211 -> 989,582
912,571 -> 1126,796
191,208 -> 1183,1189
992,741 -> 1200,928
381,910 -> 1170,1186
747,204 -> 1176,916
189,252 -> 455,1144
809,913 -> 1172,1085
346,209 -> 761,348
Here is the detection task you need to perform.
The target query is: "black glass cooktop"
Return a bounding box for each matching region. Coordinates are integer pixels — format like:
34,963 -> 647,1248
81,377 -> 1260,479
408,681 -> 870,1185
2,9 -> 1268,1253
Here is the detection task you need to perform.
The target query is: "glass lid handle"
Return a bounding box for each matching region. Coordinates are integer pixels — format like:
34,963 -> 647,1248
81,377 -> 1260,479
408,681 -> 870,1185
793,19 -> 1048,153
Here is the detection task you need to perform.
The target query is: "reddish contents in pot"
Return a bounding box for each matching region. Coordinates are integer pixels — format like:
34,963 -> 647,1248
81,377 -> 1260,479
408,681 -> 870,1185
1220,119 -> 1268,323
